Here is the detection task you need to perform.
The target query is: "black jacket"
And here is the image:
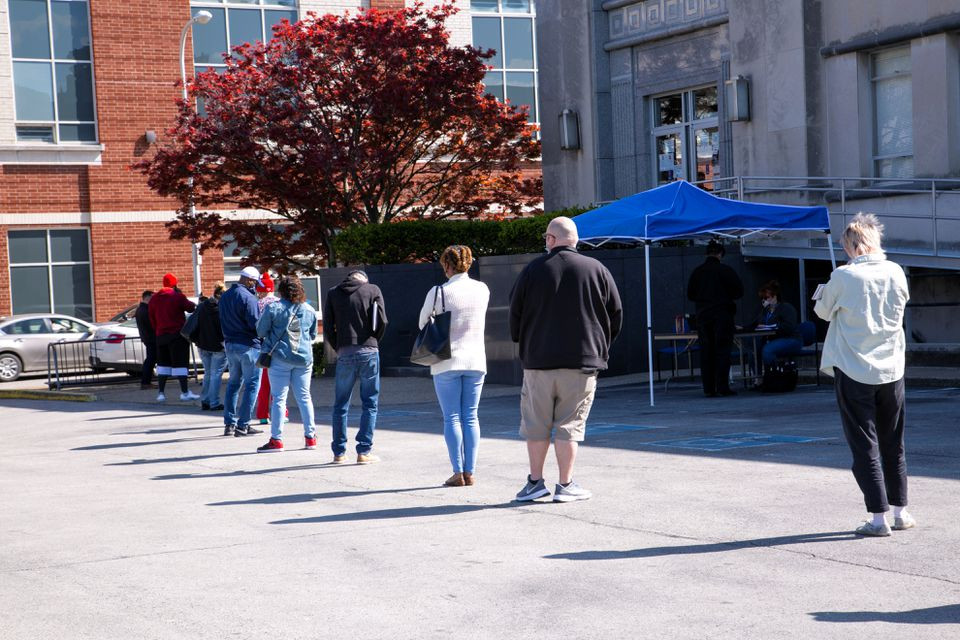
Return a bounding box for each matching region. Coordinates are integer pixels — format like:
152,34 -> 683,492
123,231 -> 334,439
509,247 -> 623,370
192,296 -> 224,352
135,301 -> 155,345
686,256 -> 744,317
323,278 -> 387,351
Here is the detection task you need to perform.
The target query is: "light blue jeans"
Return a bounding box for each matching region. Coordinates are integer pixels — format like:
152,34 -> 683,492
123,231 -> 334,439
433,370 -> 485,474
223,343 -> 262,429
199,349 -> 226,407
332,351 -> 380,456
267,358 -> 315,441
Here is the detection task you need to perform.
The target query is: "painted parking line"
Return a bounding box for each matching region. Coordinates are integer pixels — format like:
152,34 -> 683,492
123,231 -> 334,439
587,423 -> 667,434
644,432 -> 831,452
377,409 -> 432,418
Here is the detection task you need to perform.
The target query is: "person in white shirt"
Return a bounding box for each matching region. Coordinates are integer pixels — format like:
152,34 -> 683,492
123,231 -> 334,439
418,245 -> 490,487
815,213 -> 914,537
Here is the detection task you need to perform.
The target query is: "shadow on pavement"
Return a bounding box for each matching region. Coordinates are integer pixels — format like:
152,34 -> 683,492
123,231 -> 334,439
209,486 -> 440,506
152,462 -> 354,480
73,435 -> 224,450
544,531 -> 857,560
809,604 -> 960,624
271,502 -> 521,525
105,451 -> 259,466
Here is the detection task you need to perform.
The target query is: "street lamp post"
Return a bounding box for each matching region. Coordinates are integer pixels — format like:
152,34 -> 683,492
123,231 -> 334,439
179,10 -> 213,298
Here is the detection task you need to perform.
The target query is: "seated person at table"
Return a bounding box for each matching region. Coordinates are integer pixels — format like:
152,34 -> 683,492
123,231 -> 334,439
749,280 -> 802,368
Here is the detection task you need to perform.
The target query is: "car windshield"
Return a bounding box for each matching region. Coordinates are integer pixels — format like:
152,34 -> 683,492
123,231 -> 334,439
121,318 -> 138,329
110,304 -> 138,323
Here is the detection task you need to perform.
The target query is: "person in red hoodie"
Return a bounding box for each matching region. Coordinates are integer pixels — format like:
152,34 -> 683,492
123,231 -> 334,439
254,273 -> 287,424
148,273 -> 199,403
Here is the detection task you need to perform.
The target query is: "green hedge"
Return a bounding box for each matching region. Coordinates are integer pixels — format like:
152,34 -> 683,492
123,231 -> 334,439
331,208 -> 591,265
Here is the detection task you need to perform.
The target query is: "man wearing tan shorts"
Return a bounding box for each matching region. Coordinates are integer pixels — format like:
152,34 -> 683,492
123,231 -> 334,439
509,217 -> 622,502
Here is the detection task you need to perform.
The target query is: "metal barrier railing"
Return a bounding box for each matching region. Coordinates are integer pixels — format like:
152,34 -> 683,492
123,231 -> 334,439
47,336 -> 201,391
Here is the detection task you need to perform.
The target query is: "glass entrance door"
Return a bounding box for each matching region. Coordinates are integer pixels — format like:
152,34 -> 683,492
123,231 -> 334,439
652,86 -> 720,189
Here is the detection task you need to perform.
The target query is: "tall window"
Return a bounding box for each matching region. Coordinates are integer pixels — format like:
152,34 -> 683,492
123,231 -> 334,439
872,46 -> 913,179
651,86 -> 719,189
190,1 -> 298,73
8,229 -> 93,320
471,0 -> 539,127
9,0 -> 97,143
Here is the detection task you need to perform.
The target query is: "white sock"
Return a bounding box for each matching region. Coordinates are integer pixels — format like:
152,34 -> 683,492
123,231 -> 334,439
870,512 -> 887,527
893,506 -> 908,518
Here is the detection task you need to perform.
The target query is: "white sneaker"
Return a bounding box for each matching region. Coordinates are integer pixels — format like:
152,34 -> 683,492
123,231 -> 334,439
156,393 -> 166,402
553,481 -> 592,503
180,391 -> 200,401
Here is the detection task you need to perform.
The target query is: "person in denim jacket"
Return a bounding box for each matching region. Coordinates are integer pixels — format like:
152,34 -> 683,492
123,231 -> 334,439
254,276 -> 319,453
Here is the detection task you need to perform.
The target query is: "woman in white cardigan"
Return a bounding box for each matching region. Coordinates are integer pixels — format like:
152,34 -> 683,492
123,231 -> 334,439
418,245 -> 490,487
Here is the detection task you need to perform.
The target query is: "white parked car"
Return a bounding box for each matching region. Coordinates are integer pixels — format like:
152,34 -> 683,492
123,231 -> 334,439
89,317 -> 203,375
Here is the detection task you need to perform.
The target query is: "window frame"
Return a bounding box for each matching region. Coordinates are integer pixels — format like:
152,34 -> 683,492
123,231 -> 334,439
6,227 -> 95,321
6,0 -> 100,145
870,45 -> 913,179
190,0 -> 299,74
471,0 -> 540,131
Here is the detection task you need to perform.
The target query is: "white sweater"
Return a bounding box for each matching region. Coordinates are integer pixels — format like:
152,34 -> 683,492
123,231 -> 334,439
418,272 -> 490,375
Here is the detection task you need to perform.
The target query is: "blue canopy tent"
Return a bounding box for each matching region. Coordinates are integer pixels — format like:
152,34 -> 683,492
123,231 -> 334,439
572,181 -> 835,406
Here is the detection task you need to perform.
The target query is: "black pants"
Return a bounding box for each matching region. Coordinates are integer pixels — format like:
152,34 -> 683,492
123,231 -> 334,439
156,333 -> 191,369
696,310 -> 735,395
141,341 -> 156,385
834,368 -> 907,513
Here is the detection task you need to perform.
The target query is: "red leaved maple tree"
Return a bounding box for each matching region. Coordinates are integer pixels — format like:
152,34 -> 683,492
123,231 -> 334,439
136,2 -> 542,271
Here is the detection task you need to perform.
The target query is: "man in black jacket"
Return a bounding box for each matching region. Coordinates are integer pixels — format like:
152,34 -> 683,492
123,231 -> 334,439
192,282 -> 227,411
134,290 -> 155,390
509,217 -> 622,503
323,271 -> 388,464
686,240 -> 744,397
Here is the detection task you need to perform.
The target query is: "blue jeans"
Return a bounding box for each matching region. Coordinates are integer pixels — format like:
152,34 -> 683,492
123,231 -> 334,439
332,351 -> 380,456
267,358 -> 315,441
199,349 -> 226,407
762,338 -> 803,365
223,343 -> 262,429
433,370 -> 485,474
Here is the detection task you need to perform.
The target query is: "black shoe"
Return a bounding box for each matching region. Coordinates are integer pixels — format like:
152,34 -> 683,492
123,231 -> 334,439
209,404 -> 224,411
223,425 -> 235,436
704,392 -> 718,398
201,402 -> 210,411
234,426 -> 264,437
718,389 -> 738,397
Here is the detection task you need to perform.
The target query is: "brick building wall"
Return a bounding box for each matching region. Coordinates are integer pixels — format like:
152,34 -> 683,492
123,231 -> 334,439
0,0 -> 538,323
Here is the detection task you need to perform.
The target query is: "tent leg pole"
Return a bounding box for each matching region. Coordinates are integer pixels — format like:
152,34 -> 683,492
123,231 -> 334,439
645,242 -> 655,407
826,230 -> 838,269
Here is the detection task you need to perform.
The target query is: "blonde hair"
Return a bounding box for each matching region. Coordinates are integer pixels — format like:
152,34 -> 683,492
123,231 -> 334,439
440,245 -> 473,274
212,281 -> 226,296
843,212 -> 884,256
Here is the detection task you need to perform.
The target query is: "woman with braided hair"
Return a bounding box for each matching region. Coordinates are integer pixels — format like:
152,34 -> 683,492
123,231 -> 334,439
418,245 -> 490,487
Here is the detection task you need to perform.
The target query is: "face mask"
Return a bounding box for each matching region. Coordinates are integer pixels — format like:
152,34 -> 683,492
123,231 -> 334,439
762,298 -> 775,308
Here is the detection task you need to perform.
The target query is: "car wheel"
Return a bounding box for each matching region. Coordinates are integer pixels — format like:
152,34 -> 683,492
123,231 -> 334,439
0,353 -> 23,382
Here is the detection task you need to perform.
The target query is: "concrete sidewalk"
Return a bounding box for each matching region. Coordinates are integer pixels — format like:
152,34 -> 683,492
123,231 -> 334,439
1,379 -> 958,639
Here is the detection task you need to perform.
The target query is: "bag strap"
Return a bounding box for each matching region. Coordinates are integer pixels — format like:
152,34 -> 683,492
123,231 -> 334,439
431,285 -> 446,317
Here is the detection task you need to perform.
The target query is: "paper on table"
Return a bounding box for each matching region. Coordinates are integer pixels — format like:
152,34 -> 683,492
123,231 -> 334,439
756,324 -> 777,331
811,283 -> 826,301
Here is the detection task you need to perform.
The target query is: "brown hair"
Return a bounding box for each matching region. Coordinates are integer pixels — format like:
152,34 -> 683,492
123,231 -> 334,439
440,245 -> 473,274
758,279 -> 781,301
277,275 -> 306,303
212,281 -> 226,297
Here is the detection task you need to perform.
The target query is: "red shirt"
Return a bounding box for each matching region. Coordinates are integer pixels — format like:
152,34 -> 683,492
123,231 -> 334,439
148,288 -> 196,337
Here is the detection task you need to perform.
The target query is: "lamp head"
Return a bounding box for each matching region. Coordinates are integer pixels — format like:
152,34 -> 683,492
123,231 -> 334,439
193,10 -> 213,25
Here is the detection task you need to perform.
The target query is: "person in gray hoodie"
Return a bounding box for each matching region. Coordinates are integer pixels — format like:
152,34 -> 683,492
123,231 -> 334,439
323,271 -> 388,464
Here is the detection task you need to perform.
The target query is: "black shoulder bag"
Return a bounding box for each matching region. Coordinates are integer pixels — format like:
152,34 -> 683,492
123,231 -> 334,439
410,286 -> 452,366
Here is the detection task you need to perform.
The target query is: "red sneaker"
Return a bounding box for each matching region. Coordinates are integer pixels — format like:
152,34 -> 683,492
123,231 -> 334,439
257,438 -> 283,453
304,437 -> 318,450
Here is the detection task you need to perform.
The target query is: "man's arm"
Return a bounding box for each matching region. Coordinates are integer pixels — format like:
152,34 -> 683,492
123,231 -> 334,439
372,287 -> 387,341
814,275 -> 841,321
508,270 -> 527,343
605,270 -> 623,344
322,291 -> 337,349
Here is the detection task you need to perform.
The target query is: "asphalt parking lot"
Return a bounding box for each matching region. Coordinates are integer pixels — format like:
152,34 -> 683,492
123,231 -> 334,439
1,377 -> 958,639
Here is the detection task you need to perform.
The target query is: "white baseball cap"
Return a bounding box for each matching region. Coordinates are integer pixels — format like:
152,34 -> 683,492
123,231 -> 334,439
239,266 -> 260,281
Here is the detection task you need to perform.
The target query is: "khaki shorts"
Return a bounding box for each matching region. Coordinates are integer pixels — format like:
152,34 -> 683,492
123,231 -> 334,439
519,368 -> 598,442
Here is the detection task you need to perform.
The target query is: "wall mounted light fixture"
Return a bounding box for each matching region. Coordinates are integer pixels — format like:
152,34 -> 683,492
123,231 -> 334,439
559,109 -> 581,150
725,76 -> 751,122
